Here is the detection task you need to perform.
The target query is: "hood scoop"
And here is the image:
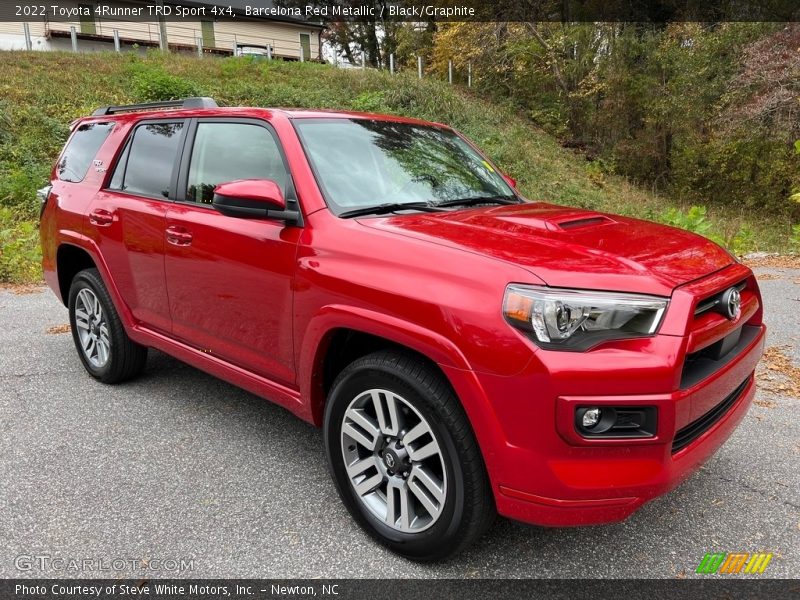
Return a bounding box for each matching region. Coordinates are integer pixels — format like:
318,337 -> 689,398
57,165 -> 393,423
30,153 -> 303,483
554,215 -> 614,231
497,212 -> 614,232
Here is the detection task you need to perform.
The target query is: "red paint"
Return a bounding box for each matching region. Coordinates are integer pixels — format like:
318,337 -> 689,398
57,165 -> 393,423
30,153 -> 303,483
501,172 -> 517,189
41,106 -> 766,527
214,179 -> 286,209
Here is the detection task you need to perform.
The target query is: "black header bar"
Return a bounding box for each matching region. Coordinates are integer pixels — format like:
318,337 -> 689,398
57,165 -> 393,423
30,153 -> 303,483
2,0 -> 800,23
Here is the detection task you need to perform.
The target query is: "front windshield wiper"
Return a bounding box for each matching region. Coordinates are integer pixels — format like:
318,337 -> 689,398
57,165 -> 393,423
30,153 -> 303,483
338,202 -> 437,219
433,195 -> 520,208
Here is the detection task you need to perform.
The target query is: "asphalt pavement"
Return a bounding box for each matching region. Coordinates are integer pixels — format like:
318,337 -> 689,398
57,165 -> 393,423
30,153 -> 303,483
1,267 -> 798,579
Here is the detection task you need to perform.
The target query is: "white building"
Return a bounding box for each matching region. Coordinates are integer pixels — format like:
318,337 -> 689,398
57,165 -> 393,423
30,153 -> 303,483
1,0 -> 324,60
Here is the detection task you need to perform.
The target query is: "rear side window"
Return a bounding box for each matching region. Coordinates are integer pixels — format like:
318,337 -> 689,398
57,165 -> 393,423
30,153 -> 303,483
57,122 -> 114,183
109,122 -> 184,199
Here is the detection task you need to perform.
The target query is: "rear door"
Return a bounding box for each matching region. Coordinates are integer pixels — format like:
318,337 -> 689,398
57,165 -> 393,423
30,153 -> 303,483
86,119 -> 188,334
163,118 -> 300,385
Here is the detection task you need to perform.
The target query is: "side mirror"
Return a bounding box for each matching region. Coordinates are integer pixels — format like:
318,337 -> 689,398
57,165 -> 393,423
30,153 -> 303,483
502,172 -> 517,189
212,179 -> 300,223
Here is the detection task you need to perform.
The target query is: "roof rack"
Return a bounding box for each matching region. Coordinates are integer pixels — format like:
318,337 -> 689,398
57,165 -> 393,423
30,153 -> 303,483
92,97 -> 218,117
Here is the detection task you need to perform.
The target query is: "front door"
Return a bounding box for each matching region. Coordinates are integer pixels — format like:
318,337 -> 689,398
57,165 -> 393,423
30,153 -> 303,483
164,119 -> 300,385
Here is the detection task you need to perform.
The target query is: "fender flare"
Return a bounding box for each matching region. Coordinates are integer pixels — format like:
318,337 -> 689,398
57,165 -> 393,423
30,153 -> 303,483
299,304 -> 472,425
298,304 -> 510,489
56,235 -> 138,336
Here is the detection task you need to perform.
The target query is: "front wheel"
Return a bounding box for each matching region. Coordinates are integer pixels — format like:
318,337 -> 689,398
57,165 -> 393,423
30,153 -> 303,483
324,350 -> 494,561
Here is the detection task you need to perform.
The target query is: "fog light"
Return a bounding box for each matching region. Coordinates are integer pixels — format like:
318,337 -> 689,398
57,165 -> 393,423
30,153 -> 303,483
582,408 -> 601,428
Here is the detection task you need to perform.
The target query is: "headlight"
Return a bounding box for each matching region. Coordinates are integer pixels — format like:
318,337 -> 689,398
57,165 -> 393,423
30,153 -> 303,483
503,285 -> 668,351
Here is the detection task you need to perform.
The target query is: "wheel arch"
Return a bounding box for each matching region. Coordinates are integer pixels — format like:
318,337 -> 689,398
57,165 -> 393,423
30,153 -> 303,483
298,305 -> 473,428
54,239 -> 136,337
56,243 -> 97,306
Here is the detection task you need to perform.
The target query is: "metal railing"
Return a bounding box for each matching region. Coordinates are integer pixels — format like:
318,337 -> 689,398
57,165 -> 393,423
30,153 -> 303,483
20,18 -> 314,60
334,51 -> 473,87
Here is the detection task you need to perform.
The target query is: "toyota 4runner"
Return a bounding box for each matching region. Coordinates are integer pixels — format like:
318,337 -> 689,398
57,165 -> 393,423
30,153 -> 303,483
40,97 -> 766,561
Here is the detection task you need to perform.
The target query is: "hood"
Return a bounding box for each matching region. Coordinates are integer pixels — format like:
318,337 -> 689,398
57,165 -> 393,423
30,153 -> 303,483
357,202 -> 734,296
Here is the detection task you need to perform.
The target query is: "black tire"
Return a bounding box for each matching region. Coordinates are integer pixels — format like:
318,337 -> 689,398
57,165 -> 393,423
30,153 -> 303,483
68,268 -> 147,384
324,350 -> 494,561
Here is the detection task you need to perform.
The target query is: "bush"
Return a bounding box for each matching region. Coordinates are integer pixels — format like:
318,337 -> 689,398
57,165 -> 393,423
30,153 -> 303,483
658,205 -> 759,255
659,205 -> 724,246
351,91 -> 390,113
0,209 -> 41,283
791,224 -> 800,251
129,65 -> 201,101
0,163 -> 50,218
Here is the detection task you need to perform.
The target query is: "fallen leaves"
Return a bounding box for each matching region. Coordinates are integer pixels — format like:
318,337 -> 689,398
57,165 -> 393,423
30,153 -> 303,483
46,324 -> 70,334
744,254 -> 800,269
756,345 -> 800,399
0,283 -> 44,295
755,273 -> 783,281
754,398 -> 777,408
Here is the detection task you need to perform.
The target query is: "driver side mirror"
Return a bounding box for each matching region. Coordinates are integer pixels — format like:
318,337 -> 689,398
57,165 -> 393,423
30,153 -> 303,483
212,179 -> 300,223
502,172 -> 517,189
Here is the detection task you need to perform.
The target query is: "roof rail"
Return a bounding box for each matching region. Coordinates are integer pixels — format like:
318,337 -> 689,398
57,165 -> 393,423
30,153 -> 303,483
92,97 -> 218,117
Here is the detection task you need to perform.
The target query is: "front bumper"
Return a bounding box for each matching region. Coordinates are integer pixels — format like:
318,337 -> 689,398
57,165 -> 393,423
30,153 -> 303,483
441,271 -> 766,528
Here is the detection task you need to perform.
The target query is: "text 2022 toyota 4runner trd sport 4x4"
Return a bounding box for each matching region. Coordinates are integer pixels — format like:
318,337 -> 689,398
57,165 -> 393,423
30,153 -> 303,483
41,97 -> 765,561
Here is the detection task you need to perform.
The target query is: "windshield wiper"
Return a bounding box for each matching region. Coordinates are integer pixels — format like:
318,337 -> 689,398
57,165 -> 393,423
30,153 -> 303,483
338,202 -> 436,219
433,195 -> 519,208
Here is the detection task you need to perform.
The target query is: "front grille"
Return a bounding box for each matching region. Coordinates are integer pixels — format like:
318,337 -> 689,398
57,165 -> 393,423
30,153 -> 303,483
672,376 -> 751,454
680,325 -> 759,389
694,280 -> 746,318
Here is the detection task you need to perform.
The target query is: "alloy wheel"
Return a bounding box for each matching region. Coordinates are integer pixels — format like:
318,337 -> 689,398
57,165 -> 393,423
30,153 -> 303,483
340,388 -> 447,533
73,287 -> 111,368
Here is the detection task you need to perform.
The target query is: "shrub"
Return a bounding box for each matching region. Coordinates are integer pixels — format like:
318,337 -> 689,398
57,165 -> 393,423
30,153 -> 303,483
0,208 -> 42,282
0,163 -> 51,218
351,91 -> 390,113
659,205 -> 725,246
791,224 -> 800,251
129,65 -> 201,101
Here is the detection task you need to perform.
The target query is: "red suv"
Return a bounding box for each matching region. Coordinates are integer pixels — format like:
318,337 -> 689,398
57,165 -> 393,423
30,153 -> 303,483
40,97 -> 765,561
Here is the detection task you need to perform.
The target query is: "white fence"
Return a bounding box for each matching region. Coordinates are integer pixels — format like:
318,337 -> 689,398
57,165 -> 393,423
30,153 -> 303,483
335,51 -> 473,87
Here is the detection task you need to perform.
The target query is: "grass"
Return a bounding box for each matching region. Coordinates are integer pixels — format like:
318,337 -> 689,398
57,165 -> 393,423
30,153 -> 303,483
0,50 -> 795,282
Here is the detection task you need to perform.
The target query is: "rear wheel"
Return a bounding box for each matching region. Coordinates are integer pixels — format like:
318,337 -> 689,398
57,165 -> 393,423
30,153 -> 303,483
324,350 -> 494,561
68,268 -> 147,383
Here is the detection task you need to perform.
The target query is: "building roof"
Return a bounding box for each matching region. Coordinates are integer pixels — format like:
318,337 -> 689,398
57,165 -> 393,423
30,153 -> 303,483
173,0 -> 326,28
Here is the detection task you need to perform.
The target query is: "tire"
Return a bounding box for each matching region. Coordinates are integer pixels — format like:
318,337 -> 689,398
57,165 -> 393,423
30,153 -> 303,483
68,268 -> 147,384
324,350 -> 494,561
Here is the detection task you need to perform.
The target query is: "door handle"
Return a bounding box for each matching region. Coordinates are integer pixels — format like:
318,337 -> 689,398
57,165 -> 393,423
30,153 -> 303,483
166,225 -> 193,246
89,209 -> 114,227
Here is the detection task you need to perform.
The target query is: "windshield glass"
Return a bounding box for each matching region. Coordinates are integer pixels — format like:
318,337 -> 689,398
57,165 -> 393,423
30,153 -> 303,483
293,118 -> 516,215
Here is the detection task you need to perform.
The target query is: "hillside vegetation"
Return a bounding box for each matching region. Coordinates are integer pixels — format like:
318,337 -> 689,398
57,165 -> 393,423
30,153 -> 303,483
0,51 -> 793,282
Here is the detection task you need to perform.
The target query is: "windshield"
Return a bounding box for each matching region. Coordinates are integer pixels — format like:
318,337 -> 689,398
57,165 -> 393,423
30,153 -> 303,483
293,118 -> 517,215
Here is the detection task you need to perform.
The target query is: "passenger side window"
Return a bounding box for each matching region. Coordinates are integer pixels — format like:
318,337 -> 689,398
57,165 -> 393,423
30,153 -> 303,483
186,122 -> 287,204
57,122 -> 114,183
109,122 -> 184,199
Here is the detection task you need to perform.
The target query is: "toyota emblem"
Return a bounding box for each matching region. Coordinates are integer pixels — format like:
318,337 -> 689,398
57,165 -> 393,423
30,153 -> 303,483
720,287 -> 742,320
